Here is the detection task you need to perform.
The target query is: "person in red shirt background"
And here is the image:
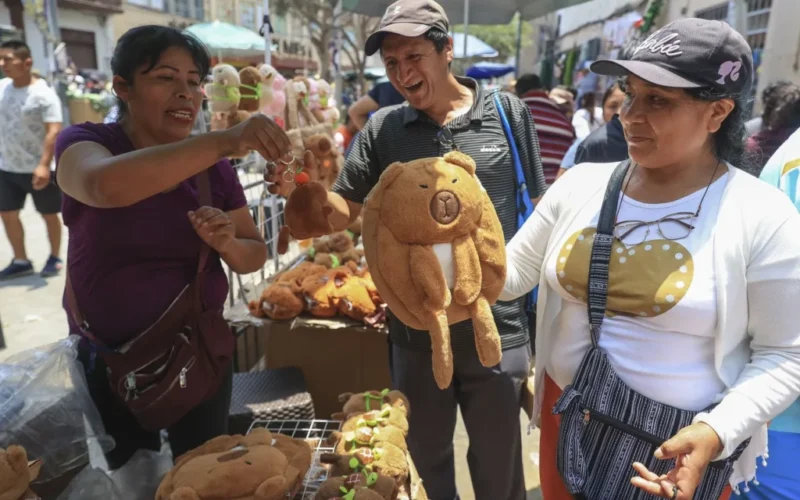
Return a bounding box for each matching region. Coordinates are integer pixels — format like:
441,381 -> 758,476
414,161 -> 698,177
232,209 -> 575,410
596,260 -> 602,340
515,74 -> 575,186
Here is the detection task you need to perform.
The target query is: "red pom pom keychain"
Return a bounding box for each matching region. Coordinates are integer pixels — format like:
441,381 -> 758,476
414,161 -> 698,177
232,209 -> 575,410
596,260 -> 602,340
276,151 -> 312,185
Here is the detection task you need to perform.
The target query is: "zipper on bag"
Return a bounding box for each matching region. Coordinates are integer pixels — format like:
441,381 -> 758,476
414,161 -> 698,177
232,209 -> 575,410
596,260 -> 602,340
582,408 -> 664,448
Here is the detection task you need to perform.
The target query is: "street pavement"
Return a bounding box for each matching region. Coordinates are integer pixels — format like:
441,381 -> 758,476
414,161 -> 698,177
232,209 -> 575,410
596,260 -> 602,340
0,198 -> 543,499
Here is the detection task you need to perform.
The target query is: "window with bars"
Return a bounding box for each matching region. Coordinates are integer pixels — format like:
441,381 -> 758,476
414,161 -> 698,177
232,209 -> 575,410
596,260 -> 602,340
746,0 -> 772,50
174,0 -> 190,18
128,0 -> 166,10
695,3 -> 728,21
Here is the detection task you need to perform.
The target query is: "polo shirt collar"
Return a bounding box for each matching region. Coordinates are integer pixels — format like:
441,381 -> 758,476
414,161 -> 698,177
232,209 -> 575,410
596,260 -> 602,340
402,76 -> 484,126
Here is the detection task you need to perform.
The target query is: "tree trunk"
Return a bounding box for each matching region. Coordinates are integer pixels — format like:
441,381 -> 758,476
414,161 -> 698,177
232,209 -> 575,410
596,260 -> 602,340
314,29 -> 333,81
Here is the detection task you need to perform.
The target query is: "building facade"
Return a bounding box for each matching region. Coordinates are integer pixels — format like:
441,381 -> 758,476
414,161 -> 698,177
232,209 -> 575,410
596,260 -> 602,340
112,0 -> 206,43
0,0 -> 121,75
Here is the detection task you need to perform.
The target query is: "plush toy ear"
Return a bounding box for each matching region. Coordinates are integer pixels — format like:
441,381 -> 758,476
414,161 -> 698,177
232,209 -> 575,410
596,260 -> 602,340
365,162 -> 405,210
443,151 -> 476,176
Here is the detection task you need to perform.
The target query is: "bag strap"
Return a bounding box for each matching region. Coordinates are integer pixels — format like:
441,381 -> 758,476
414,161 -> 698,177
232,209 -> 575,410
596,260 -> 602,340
65,169 -> 215,335
586,160 -> 631,347
491,91 -> 535,227
195,168 -> 212,273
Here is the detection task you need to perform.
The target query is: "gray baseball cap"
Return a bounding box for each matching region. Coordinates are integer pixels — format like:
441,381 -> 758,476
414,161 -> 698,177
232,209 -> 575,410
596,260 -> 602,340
364,0 -> 450,56
591,18 -> 753,95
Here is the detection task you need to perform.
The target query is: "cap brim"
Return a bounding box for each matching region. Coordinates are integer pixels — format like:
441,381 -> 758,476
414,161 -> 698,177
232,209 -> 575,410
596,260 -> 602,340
365,23 -> 433,56
590,60 -> 703,89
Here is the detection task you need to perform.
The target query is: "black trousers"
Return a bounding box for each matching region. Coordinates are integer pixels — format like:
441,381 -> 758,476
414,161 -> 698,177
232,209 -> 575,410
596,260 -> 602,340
390,341 -> 530,500
78,348 -> 233,470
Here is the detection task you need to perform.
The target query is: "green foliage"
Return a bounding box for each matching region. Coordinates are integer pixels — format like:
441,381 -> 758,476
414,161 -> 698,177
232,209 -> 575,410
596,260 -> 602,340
452,14 -> 532,61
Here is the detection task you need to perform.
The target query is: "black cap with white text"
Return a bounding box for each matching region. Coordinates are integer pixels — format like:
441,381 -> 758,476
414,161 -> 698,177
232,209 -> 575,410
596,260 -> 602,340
591,18 -> 753,95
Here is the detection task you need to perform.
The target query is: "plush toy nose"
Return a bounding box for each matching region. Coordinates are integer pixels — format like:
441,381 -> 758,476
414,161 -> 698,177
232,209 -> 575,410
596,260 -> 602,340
430,190 -> 460,224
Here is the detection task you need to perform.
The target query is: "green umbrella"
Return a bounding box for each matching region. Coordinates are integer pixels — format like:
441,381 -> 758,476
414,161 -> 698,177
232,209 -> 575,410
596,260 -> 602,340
185,21 -> 266,59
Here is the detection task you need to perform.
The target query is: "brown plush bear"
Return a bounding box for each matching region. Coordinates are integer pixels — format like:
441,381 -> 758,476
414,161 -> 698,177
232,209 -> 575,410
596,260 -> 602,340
361,151 -> 507,389
313,252 -> 342,269
301,268 -> 351,317
320,444 -> 408,486
0,446 -> 42,500
346,217 -> 363,245
271,433 -> 313,481
329,231 -> 354,253
316,471 -> 397,500
156,428 -> 308,500
238,67 -> 263,112
337,390 -> 410,418
251,282 -> 304,320
307,237 -> 332,262
333,425 -> 408,454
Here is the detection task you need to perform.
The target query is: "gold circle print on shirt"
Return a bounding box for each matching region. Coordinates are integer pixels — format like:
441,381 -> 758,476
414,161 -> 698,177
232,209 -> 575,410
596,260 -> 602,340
556,227 -> 694,318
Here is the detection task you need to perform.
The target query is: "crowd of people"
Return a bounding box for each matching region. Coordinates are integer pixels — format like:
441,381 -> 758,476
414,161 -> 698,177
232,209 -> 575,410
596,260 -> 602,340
0,0 -> 799,499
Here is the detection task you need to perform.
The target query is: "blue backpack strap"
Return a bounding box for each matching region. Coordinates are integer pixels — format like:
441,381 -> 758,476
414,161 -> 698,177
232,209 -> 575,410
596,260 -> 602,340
492,91 -> 539,308
492,91 -> 535,225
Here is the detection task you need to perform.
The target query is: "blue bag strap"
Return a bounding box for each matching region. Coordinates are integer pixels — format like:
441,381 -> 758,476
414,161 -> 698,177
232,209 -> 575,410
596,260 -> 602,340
492,91 -> 539,307
492,91 -> 535,226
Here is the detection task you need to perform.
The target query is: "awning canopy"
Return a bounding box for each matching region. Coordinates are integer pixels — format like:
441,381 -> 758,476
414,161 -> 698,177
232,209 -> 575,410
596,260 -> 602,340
185,21 -> 266,58
466,61 -> 516,79
341,0 -> 594,24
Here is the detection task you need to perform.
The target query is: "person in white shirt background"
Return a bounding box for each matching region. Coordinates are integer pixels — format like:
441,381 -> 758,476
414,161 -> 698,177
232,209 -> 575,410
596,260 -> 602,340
501,18 -> 800,500
571,90 -> 605,140
0,40 -> 64,280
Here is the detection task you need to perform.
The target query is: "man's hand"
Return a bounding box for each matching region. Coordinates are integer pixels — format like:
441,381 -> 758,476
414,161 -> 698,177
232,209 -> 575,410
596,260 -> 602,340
189,206 -> 236,254
32,165 -> 51,191
631,422 -> 724,499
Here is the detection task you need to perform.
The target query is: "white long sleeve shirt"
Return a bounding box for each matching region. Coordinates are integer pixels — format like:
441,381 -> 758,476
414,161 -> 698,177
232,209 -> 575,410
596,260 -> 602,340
501,162 -> 800,487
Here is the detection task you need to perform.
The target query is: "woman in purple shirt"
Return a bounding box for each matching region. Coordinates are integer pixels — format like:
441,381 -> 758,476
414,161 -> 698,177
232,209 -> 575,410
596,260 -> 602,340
54,26 -> 291,468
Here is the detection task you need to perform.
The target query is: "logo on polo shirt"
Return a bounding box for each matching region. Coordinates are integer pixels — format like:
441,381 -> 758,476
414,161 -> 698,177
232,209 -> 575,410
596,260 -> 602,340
480,144 -> 504,153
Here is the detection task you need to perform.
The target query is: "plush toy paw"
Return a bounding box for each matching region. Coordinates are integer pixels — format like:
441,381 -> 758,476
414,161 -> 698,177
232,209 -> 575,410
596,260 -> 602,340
470,295 -> 502,368
255,475 -> 288,499
171,486 -> 202,500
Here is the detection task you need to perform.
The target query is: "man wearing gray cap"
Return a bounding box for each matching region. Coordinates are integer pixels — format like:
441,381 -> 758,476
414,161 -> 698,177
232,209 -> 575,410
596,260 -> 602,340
270,2 -> 546,498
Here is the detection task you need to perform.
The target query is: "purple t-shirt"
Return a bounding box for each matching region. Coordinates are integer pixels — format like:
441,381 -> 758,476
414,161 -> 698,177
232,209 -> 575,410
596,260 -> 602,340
55,123 -> 247,346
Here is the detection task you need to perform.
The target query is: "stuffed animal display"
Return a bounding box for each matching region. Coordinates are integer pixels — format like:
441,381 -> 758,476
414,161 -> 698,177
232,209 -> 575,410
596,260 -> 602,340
205,63 -> 241,114
259,64 -> 287,121
248,231 -> 386,327
0,445 -> 42,500
318,389 -> 427,500
238,66 -> 263,112
361,151 -> 507,389
156,428 -> 312,500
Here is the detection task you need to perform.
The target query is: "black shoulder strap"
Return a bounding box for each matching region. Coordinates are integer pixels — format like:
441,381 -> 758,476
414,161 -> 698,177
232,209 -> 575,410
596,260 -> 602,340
587,160 -> 631,346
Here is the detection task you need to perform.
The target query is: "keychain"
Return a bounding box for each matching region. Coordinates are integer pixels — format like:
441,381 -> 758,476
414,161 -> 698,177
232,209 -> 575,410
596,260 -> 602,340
275,151 -> 311,185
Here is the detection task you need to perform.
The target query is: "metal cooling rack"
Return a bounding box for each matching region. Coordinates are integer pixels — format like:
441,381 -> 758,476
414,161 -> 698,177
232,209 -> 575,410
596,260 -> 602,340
247,419 -> 342,500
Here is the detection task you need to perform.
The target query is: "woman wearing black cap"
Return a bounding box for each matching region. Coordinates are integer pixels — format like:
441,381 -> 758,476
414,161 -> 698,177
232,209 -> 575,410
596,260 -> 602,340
500,18 -> 800,500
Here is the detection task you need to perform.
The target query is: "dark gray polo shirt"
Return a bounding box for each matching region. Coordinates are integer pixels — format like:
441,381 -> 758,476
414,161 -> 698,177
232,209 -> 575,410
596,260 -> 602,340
333,77 -> 547,352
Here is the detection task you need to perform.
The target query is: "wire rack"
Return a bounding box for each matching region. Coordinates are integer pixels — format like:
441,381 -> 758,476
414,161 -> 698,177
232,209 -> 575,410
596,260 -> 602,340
247,419 -> 342,500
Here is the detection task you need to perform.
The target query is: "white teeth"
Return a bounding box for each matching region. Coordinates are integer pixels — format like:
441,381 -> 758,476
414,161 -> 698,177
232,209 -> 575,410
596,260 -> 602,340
168,111 -> 192,119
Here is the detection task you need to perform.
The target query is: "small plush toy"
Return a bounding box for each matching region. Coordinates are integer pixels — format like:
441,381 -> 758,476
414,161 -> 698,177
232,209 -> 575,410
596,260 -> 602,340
313,252 -> 342,269
239,66 -> 263,112
252,282 -> 304,320
337,407 -> 410,436
316,471 -> 396,500
301,268 -> 351,317
346,217 -> 363,245
332,276 -> 381,322
338,390 -> 410,418
305,134 -> 342,190
281,182 -> 334,243
361,151 -> 507,389
333,425 -> 408,455
321,444 -> 408,486
0,445 -> 42,500
257,64 -> 277,110
276,261 -> 328,293
205,64 -> 241,114
156,428 -> 309,500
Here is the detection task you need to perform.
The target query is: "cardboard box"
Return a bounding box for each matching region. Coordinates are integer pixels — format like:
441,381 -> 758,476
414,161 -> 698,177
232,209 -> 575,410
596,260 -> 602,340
260,317 -> 392,419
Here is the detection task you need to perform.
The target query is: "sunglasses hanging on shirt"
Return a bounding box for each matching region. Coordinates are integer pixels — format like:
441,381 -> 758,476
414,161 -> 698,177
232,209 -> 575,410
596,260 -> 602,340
435,127 -> 459,152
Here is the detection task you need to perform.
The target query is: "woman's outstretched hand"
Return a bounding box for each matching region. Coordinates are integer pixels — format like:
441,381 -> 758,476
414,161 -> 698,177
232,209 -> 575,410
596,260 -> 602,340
220,114 -> 292,161
631,422 -> 724,499
189,206 -> 236,254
